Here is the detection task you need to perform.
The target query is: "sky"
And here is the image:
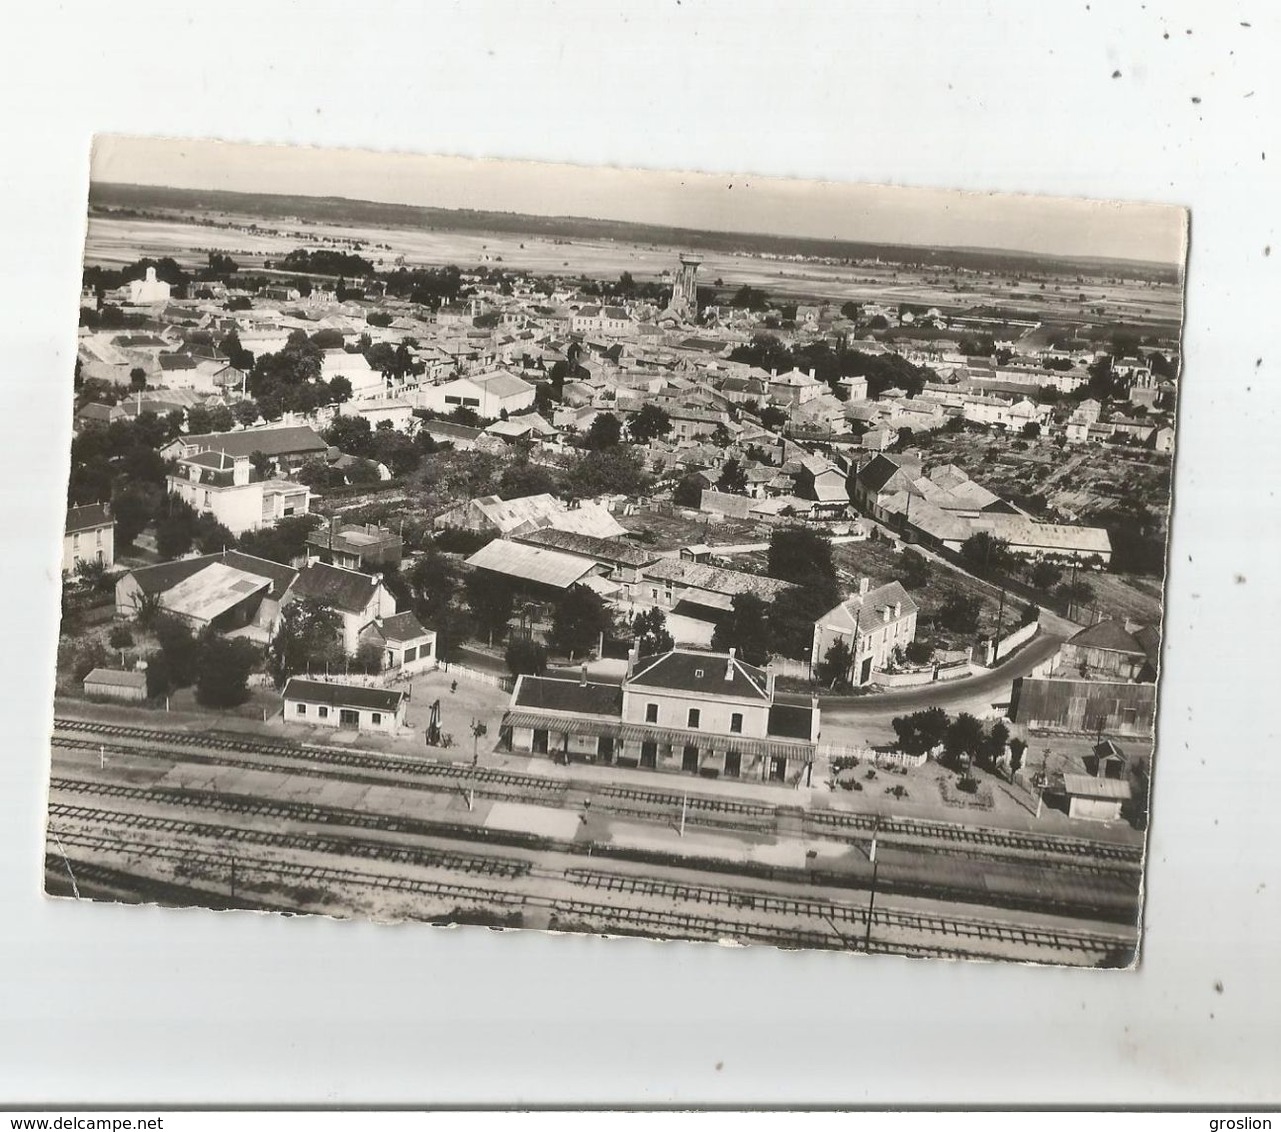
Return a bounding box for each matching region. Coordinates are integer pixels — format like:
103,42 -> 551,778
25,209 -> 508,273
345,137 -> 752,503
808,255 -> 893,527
92,134 -> 1188,265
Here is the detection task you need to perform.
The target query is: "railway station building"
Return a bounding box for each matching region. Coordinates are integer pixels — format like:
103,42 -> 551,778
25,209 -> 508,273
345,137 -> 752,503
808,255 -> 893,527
500,647 -> 818,786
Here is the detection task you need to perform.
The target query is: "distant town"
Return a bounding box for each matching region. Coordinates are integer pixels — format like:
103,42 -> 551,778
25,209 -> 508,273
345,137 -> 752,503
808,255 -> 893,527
51,177 -> 1182,966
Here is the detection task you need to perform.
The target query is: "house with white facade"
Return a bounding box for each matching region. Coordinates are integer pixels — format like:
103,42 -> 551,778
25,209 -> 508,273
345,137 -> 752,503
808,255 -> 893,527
811,578 -> 919,686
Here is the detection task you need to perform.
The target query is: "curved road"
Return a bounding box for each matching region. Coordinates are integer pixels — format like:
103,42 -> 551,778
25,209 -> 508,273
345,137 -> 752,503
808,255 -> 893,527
817,630 -> 1063,721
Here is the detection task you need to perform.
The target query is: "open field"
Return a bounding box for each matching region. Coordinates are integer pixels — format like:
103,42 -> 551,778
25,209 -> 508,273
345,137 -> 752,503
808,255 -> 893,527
83,211 -> 1185,324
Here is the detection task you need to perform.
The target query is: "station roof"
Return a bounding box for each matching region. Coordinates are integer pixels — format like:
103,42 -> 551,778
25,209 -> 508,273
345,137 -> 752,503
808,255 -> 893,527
628,649 -> 770,700
513,675 -> 624,717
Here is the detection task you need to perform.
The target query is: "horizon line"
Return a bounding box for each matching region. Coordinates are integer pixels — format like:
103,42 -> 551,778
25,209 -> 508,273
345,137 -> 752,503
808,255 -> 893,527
87,178 -> 1185,272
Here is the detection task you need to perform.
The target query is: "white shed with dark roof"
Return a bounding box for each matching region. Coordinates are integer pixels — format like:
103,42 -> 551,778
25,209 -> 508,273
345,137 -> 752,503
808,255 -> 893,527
282,678 -> 407,733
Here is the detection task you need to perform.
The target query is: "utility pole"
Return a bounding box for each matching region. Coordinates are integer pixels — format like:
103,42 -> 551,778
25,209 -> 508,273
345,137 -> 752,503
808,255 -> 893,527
679,790 -> 688,838
863,817 -> 881,953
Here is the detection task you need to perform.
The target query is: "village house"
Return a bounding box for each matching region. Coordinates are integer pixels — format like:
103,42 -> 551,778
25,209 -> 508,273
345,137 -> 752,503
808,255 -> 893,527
285,562 -> 397,654
166,450 -> 312,537
161,425 -> 329,473
64,502 -> 114,576
811,578 -> 919,685
305,521 -> 403,572
357,612 -> 437,674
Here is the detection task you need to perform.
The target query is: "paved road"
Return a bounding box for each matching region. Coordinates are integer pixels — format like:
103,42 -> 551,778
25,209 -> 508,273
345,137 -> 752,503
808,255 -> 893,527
820,630 -> 1064,720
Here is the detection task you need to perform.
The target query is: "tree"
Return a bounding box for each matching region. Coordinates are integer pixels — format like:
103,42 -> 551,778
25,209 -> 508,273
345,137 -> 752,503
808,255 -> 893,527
110,483 -> 160,546
465,570 -> 515,645
248,450 -> 273,480
1009,737 -> 1027,780
267,598 -> 343,687
816,638 -> 853,690
585,411 -> 622,451
325,415 -> 375,458
904,640 -> 934,665
236,513 -> 324,565
768,527 -> 838,594
672,473 -> 708,508
353,640 -> 384,674
711,593 -> 772,666
892,707 -> 949,757
1028,560 -> 1063,591
983,720 -> 1011,771
232,400 -> 261,428
406,549 -> 459,622
504,636 -> 548,678
900,547 -> 931,590
185,405 -> 215,436
943,712 -> 986,767
1055,579 -> 1096,609
565,446 -> 651,498
195,636 -> 260,708
151,615 -> 199,692
550,586 -> 611,659
632,608 -> 673,657
758,405 -> 787,432
498,460 -> 561,500
960,531 -> 1013,578
1021,421 -> 1041,439
130,367 -> 147,391
219,330 -> 254,371
938,593 -> 982,634
627,403 -> 672,444
716,458 -> 748,494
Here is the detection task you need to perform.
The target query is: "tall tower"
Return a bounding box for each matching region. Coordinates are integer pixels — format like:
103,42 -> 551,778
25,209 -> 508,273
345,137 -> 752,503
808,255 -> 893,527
669,252 -> 702,319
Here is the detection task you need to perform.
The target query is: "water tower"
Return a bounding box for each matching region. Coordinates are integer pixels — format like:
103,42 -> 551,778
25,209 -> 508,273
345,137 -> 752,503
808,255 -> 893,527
670,252 -> 703,319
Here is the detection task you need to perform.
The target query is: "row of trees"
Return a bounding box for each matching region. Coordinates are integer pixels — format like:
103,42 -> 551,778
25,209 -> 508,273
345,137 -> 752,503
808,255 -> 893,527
890,707 -> 1023,778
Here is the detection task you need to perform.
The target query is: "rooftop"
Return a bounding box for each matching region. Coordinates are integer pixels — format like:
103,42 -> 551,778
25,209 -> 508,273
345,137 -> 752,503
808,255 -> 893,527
162,562 -> 273,623
628,649 -> 770,700
513,675 -> 624,717
290,562 -> 383,614
66,502 -> 111,535
282,678 -> 404,713
465,539 -> 599,589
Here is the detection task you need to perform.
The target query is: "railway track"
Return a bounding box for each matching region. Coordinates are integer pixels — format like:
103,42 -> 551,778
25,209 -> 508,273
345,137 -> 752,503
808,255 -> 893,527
45,806 -> 1133,963
51,717 -> 1144,870
47,800 -> 530,879
562,869 -> 1133,956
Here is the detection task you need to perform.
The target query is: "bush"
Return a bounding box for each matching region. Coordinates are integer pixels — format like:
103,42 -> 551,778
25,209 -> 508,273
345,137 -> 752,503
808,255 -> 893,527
956,775 -> 980,794
108,625 -> 135,650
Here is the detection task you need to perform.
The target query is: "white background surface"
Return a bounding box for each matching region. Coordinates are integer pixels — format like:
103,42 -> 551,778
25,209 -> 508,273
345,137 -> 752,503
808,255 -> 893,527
1,0 -> 1277,1107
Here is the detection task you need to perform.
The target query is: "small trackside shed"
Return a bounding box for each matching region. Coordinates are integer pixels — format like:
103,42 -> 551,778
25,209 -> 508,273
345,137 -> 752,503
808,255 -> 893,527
83,667 -> 148,702
282,678 -> 406,734
1062,773 -> 1131,823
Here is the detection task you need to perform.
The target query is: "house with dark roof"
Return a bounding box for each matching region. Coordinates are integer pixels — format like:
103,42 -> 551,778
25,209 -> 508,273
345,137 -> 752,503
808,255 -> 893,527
811,577 -> 920,686
64,502 -> 114,576
285,562 -> 397,653
282,677 -> 407,734
501,646 -> 817,785
358,613 -> 437,674
161,425 -> 329,469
